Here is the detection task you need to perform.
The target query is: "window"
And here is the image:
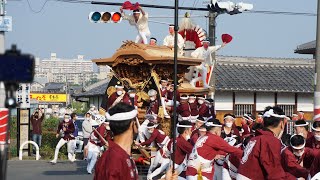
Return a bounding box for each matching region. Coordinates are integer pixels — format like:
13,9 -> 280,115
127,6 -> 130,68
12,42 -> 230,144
235,104 -> 253,117
277,105 -> 294,116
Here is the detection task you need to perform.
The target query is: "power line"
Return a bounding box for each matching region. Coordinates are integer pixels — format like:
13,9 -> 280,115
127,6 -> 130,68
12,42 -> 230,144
249,10 -> 316,16
22,0 -> 317,17
26,0 -> 51,13
148,20 -> 171,25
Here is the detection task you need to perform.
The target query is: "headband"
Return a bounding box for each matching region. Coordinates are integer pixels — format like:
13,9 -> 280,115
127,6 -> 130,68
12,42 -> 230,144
263,109 -> 286,118
224,115 -> 235,120
106,109 -> 138,121
290,134 -> 306,150
177,123 -> 192,128
206,122 -> 222,127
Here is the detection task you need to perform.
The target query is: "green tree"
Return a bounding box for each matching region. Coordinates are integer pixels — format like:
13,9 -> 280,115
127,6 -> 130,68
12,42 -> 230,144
71,101 -> 87,115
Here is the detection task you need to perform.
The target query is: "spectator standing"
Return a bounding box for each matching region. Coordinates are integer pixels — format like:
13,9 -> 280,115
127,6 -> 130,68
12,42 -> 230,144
30,108 -> 44,154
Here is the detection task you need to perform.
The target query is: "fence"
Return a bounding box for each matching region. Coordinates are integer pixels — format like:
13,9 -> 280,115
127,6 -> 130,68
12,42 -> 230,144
285,120 -> 313,135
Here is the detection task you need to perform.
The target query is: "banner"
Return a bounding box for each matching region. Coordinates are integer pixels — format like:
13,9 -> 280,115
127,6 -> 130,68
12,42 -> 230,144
30,93 -> 67,102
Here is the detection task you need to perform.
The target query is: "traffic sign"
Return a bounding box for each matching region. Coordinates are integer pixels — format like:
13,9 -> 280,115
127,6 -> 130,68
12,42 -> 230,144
0,16 -> 12,32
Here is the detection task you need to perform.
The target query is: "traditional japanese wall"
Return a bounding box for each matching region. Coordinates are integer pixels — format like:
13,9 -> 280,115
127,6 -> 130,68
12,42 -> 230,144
215,91 -> 233,110
215,91 -> 314,121
256,92 -> 275,111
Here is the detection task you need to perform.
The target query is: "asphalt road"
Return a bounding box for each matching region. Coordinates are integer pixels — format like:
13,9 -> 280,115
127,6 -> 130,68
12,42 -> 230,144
7,160 -> 93,180
7,160 -> 148,180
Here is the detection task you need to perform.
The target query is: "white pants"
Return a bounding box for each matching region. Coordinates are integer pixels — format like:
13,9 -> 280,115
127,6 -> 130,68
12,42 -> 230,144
52,138 -> 75,162
191,64 -> 209,87
148,151 -> 170,180
160,97 -> 170,116
86,142 -> 100,174
135,31 -> 150,44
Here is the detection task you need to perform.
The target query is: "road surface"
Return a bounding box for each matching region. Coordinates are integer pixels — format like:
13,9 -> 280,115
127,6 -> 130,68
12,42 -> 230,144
7,160 -> 148,180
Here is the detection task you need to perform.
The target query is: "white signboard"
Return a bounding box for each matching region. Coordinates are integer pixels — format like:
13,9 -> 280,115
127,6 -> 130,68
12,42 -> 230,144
0,16 -> 12,32
16,83 -> 31,108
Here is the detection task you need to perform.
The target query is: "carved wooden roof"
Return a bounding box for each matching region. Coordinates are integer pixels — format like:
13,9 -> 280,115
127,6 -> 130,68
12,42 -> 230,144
92,41 -> 203,66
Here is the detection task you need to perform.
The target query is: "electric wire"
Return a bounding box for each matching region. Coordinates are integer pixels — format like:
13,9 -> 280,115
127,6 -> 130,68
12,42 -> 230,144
21,0 -> 318,17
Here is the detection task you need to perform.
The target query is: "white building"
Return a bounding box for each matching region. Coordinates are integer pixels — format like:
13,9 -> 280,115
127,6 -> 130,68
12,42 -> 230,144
34,53 -> 101,85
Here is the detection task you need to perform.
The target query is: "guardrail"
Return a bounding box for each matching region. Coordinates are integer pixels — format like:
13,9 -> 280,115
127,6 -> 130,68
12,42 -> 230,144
19,141 -> 40,160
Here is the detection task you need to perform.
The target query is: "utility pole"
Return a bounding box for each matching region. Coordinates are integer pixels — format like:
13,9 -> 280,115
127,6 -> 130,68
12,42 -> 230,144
0,1 -> 6,179
0,0 -> 5,53
172,0 -> 179,172
314,0 -> 320,121
0,0 -> 6,108
208,12 -> 217,98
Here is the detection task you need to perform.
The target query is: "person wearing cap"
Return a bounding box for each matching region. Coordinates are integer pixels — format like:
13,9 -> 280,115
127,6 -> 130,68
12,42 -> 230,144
186,119 -> 243,180
94,103 -> 139,180
205,98 -> 216,120
197,95 -> 209,120
163,24 -> 185,55
241,113 -> 255,136
221,114 -> 241,144
165,121 -> 194,179
237,106 -> 291,180
120,6 -> 150,44
306,121 -> 320,150
128,88 -> 138,109
136,114 -> 158,144
222,135 -> 254,180
50,114 -> 75,164
149,37 -> 157,46
190,116 -> 206,146
281,134 -> 315,179
107,85 -> 130,110
146,89 -> 160,115
190,39 -> 226,88
188,94 -> 199,123
177,94 -> 191,121
87,116 -> 113,174
295,120 -> 313,140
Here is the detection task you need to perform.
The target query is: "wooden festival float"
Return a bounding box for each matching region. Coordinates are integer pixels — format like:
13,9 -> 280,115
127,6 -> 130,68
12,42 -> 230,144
92,41 -> 210,166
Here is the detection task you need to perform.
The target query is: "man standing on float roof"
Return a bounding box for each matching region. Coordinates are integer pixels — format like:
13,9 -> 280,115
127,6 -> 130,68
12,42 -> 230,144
120,6 -> 150,44
191,39 -> 226,88
163,24 -> 185,55
94,102 -> 139,180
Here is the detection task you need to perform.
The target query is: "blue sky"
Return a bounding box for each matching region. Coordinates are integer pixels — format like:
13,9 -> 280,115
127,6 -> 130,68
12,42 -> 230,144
6,0 -> 317,60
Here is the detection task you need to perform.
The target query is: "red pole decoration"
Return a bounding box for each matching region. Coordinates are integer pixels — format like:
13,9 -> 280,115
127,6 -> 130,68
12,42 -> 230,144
0,109 -> 8,144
